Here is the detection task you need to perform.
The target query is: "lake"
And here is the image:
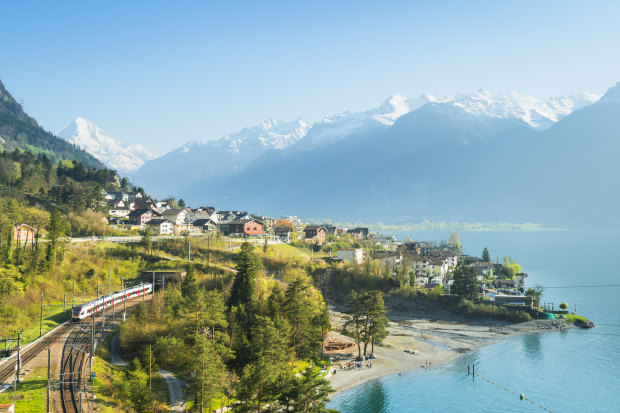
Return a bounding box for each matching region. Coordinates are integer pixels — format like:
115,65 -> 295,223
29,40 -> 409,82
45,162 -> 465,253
327,229 -> 620,412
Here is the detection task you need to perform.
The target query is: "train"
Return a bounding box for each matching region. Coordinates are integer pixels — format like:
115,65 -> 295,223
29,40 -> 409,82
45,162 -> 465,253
71,283 -> 152,320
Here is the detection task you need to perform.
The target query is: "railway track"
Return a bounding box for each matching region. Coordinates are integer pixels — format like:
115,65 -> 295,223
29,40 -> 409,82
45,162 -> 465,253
59,327 -> 90,412
0,323 -> 72,385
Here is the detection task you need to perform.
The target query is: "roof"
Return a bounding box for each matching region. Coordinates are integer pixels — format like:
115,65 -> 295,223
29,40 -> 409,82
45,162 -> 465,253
304,225 -> 326,232
128,208 -> 152,217
193,219 -> 216,226
229,218 -> 263,225
162,208 -> 185,216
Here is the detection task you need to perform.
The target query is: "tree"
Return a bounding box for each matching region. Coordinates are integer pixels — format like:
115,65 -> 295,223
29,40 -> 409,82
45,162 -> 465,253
234,316 -> 289,412
450,262 -> 479,300
482,247 -> 490,262
365,290 -> 389,355
283,277 -> 315,359
525,286 -> 544,309
178,198 -> 186,208
343,291 -> 364,360
291,368 -> 336,413
448,232 -> 461,252
559,302 -> 568,310
192,330 -> 228,413
228,242 -> 263,307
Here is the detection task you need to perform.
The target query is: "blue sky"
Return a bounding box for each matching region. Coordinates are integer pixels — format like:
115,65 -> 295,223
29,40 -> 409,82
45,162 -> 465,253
1,0 -> 619,155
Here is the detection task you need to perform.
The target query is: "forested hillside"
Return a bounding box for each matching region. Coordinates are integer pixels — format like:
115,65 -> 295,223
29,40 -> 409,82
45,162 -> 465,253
0,80 -> 104,168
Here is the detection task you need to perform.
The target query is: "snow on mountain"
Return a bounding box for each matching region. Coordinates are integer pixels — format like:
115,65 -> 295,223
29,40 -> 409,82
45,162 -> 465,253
447,90 -> 601,129
56,117 -> 154,174
176,117 -> 311,155
133,117 -> 311,198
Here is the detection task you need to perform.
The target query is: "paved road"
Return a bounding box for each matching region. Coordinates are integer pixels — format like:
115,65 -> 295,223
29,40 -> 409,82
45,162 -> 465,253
159,369 -> 187,412
110,332 -> 127,366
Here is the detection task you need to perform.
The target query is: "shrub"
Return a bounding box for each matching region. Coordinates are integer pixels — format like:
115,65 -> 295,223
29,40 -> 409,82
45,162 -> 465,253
559,302 -> 568,310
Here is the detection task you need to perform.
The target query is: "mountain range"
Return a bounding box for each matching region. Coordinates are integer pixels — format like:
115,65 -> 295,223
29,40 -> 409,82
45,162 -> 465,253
131,89 -> 599,202
57,117 -> 154,174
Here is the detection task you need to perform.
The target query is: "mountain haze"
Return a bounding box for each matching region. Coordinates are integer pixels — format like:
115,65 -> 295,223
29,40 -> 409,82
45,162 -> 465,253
177,85 -> 618,227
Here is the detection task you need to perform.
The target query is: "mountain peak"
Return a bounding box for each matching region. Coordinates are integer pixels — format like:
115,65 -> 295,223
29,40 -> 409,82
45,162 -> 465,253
57,117 -> 154,174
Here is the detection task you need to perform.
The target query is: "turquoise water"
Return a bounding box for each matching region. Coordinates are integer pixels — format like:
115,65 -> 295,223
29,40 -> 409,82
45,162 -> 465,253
327,230 -> 620,412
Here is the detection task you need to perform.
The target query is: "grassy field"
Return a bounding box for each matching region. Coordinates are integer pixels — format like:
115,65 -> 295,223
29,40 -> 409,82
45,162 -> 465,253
0,365 -> 47,412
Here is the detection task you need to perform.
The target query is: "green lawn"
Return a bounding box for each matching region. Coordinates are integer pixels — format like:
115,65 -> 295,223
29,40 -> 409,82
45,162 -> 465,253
0,366 -> 47,413
564,314 -> 590,324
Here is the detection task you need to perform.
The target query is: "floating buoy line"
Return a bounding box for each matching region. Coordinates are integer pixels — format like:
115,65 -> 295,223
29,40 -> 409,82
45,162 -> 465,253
467,365 -> 552,411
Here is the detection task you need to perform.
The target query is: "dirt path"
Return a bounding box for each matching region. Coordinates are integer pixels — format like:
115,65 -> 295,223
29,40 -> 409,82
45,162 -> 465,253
159,369 -> 187,412
110,332 -> 127,366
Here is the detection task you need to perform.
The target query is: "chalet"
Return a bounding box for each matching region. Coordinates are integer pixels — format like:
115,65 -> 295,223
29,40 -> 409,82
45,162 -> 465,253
108,208 -> 130,218
337,248 -> 364,265
186,208 -> 217,224
127,209 -> 153,226
228,219 -> 264,236
469,261 -> 494,276
145,219 -> 174,235
131,199 -> 154,211
13,224 -> 37,243
192,218 -> 219,232
161,208 -> 187,225
274,226 -> 292,243
304,225 -> 327,244
217,210 -> 249,224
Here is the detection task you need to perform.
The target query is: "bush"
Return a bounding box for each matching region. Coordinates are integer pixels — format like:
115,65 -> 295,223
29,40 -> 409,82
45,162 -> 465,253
559,302 -> 568,310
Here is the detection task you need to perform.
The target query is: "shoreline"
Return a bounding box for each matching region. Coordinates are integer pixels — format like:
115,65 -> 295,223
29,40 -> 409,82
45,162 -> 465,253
327,312 -> 573,396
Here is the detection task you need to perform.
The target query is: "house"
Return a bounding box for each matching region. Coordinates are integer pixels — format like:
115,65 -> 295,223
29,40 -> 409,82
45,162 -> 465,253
161,208 -> 187,225
13,224 -> 37,243
186,207 -> 218,224
173,223 -> 200,236
493,295 -> 528,306
145,219 -> 174,234
348,227 -> 369,239
131,199 -> 154,211
398,242 -> 422,255
192,218 -> 219,232
127,209 -> 153,227
274,226 -> 292,243
127,191 -> 143,202
217,210 -> 249,224
371,251 -> 402,273
304,225 -> 326,244
0,403 -> 15,413
228,219 -> 264,236
494,279 -> 519,293
105,191 -> 127,202
337,248 -> 364,265
108,208 -> 130,218
469,261 -> 494,277
406,254 -> 451,278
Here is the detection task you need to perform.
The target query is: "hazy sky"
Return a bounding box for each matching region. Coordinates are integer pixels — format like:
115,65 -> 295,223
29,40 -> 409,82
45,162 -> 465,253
2,0 -> 620,155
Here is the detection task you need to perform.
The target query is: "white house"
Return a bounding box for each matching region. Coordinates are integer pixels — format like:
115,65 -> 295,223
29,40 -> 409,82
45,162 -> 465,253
161,208 -> 187,225
337,248 -> 364,265
145,219 -> 174,235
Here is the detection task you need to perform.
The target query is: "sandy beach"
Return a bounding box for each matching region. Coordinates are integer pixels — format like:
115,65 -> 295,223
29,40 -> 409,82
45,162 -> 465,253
326,311 -> 573,395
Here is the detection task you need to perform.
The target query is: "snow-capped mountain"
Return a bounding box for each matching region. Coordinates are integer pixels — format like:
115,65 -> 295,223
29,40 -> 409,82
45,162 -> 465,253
133,117 -> 311,198
57,117 -> 154,174
446,90 -> 601,129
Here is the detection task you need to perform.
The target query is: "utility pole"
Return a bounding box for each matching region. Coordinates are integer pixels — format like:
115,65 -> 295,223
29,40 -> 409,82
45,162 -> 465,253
97,283 -> 99,299
63,292 -> 66,312
46,347 -> 51,413
121,277 -> 124,290
15,330 -> 22,384
112,294 -> 115,323
142,282 -> 145,302
188,237 -> 191,262
40,291 -> 44,337
72,282 -> 75,312
90,324 -> 94,371
101,291 -> 105,338
108,268 -> 111,295
148,345 -> 152,389
152,271 -> 155,293
83,288 -> 85,304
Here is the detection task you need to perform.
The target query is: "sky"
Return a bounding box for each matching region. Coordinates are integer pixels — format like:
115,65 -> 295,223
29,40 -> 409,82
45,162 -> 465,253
1,0 -> 620,156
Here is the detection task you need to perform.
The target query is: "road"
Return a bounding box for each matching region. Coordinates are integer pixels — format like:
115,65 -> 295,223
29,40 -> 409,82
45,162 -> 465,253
159,369 -> 187,412
110,332 -> 127,366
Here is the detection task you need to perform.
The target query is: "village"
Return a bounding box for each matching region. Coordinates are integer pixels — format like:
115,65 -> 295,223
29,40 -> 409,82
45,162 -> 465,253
98,190 -> 532,308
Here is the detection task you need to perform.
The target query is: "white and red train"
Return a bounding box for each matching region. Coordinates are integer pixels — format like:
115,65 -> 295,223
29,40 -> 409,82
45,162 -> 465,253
71,283 -> 152,320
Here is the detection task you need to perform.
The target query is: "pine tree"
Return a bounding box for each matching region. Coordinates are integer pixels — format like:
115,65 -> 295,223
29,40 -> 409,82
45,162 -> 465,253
228,242 -> 262,307
482,247 -> 490,262
451,262 -> 479,299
